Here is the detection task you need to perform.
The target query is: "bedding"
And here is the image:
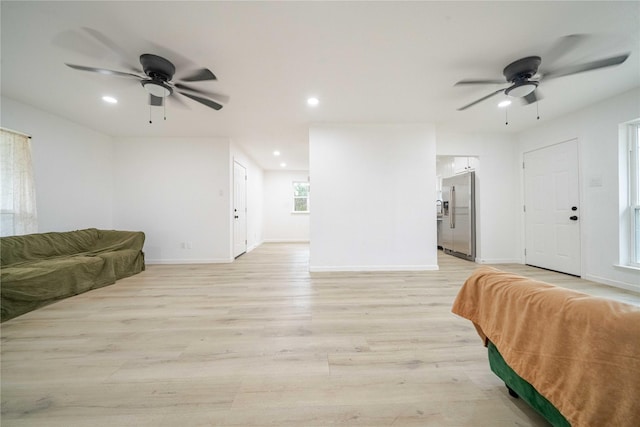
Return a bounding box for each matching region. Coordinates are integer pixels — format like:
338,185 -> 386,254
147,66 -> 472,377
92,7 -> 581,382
451,266 -> 640,427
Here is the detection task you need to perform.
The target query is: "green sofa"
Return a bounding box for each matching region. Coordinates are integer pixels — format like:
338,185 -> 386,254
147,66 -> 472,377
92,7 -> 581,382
1,228 -> 145,322
487,340 -> 571,427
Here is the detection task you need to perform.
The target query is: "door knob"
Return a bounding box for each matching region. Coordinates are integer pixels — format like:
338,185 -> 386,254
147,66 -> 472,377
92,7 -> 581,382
569,215 -> 578,221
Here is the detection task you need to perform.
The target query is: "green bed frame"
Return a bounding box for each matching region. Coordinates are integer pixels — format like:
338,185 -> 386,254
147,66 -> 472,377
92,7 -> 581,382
487,341 -> 571,427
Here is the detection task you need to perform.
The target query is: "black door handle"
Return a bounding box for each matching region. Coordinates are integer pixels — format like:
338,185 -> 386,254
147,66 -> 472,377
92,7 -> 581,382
570,215 -> 578,221
234,215 -> 239,219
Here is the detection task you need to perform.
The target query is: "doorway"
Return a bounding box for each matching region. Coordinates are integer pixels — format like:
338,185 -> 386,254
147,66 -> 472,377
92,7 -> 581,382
436,156 -> 479,252
523,139 -> 581,276
233,161 -> 247,258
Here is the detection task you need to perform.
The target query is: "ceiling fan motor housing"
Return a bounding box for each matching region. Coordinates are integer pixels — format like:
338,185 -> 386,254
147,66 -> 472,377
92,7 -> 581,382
503,56 -> 541,82
139,54 -> 177,98
140,54 -> 176,81
503,56 -> 541,98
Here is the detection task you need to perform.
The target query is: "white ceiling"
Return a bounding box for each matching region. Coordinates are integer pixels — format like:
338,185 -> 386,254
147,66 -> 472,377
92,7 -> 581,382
2,1 -> 639,170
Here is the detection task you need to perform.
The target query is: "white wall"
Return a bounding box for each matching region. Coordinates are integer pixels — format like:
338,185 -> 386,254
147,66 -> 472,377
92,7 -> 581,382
309,124 -> 437,271
113,137 -> 231,264
231,144 -> 264,252
516,88 -> 640,292
435,130 -> 520,263
263,170 -> 310,242
1,96 -> 114,232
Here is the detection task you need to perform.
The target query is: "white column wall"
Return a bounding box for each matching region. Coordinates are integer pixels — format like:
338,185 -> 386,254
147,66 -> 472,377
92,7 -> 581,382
309,124 -> 437,271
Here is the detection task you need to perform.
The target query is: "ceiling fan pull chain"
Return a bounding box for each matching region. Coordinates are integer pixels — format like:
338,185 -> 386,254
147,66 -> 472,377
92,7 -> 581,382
536,102 -> 540,120
149,105 -> 152,124
505,106 -> 509,126
164,100 -> 167,121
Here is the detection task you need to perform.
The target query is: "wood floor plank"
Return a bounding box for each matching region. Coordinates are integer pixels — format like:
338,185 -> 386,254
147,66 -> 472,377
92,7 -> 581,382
2,243 -> 638,426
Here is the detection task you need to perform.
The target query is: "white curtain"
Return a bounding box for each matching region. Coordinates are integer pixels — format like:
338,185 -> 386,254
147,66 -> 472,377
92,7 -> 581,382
1,128 -> 38,236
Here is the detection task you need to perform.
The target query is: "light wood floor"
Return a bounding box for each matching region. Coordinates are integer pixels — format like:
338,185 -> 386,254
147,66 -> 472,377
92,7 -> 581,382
2,243 -> 638,426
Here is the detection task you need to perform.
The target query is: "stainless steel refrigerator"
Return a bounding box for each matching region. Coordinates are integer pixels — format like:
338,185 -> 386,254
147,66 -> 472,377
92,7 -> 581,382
441,171 -> 476,261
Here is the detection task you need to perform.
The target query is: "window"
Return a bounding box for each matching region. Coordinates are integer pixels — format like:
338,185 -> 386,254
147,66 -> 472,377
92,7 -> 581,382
1,128 -> 38,236
292,181 -> 310,213
629,123 -> 640,266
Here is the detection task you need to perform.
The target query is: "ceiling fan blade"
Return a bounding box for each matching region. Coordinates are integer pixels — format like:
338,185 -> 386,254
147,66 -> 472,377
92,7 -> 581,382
542,53 -> 630,81
544,34 -> 589,66
180,68 -> 217,82
173,82 -> 230,103
167,93 -> 191,109
455,78 -> 505,86
457,89 -> 505,111
81,27 -> 142,73
66,63 -> 142,79
522,89 -> 543,105
178,91 -> 223,110
53,29 -> 106,60
149,94 -> 163,106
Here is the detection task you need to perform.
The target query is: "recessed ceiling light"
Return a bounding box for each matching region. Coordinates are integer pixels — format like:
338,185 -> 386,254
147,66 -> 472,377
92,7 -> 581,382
102,96 -> 118,104
280,162 -> 287,168
498,100 -> 512,108
273,150 -> 281,156
307,97 -> 319,106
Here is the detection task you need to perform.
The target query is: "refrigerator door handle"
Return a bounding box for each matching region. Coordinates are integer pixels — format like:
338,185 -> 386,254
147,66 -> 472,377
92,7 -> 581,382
450,186 -> 455,228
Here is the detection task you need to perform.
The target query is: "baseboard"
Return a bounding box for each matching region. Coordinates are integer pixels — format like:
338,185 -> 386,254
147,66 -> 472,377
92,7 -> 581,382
476,258 -> 522,264
263,239 -> 310,243
247,241 -> 263,252
146,258 -> 233,265
309,264 -> 439,272
583,274 -> 640,293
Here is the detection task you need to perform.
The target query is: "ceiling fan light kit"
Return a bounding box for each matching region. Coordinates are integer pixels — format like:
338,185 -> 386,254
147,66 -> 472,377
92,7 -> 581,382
505,81 -> 538,98
141,80 -> 172,97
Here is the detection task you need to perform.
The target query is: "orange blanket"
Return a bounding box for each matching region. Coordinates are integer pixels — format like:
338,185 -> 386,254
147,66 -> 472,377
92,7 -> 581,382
451,267 -> 640,427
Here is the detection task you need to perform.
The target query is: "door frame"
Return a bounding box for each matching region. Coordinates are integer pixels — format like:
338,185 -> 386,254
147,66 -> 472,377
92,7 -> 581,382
233,160 -> 247,258
522,138 -> 583,276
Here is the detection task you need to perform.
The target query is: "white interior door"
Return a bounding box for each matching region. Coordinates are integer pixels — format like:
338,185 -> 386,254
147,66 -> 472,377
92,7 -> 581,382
233,161 -> 247,258
524,139 -> 580,275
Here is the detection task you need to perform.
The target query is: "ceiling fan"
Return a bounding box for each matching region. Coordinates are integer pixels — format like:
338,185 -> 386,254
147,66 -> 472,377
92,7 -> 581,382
455,35 -> 630,111
66,53 -> 228,111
